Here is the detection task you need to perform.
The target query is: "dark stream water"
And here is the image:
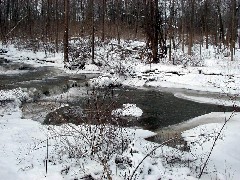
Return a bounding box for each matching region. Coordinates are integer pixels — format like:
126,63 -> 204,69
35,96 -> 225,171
109,88 -> 231,131
0,57 -> 233,133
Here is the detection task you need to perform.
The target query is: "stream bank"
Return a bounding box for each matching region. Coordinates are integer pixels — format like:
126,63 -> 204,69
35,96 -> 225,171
0,54 -> 235,144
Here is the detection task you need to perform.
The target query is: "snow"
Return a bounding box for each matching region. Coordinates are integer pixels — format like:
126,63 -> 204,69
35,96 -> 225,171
1,90 -> 239,179
2,40 -> 240,97
174,93 -> 240,107
2,44 -> 64,68
0,88 -> 29,105
89,74 -> 122,87
0,95 -> 194,179
1,39 -> 240,179
60,39 -> 240,101
43,87 -> 88,102
182,112 -> 240,180
112,103 -> 143,118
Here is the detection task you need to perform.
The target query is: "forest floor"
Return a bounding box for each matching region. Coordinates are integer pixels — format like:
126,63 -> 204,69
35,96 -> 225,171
0,40 -> 240,179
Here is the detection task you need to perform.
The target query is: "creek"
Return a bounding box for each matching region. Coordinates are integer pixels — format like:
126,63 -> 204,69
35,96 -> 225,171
0,56 -> 233,143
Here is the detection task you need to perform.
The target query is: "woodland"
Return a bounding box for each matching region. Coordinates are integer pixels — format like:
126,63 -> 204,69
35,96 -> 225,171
1,1 -> 240,180
1,0 -> 239,63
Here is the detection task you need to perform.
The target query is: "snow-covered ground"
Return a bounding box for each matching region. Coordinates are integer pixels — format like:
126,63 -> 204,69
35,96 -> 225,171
2,40 -> 240,96
182,112 -> 240,180
1,40 -> 240,179
1,95 -> 239,179
0,90 -> 195,179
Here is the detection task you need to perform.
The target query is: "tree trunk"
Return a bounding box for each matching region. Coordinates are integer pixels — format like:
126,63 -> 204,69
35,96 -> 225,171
102,0 -> 105,41
55,0 -> 59,53
204,0 -> 209,49
116,0 -> 121,44
152,0 -> 159,63
188,0 -> 195,55
217,1 -> 224,46
91,0 -> 95,63
64,0 -> 69,63
181,0 -> 185,53
231,0 -> 237,61
134,0 -> 140,39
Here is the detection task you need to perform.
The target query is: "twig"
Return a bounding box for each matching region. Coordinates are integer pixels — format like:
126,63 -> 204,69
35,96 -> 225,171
5,15 -> 28,38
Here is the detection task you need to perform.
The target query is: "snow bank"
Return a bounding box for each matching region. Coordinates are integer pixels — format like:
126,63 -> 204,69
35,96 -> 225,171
182,112 -> 240,179
0,88 -> 29,105
0,107 -> 195,180
89,74 -> 122,87
3,39 -> 240,98
0,94 -> 195,180
2,44 -> 64,68
112,104 -> 143,118
174,93 -> 240,107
